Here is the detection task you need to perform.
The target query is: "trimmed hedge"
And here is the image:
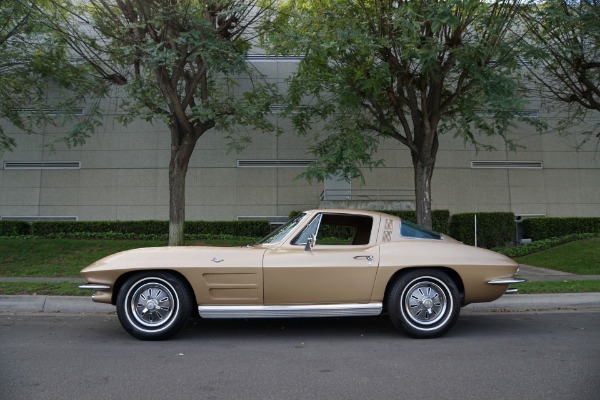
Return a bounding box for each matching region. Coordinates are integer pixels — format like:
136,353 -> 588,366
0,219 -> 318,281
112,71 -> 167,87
523,217 -> 600,241
450,212 -> 515,248
0,221 -> 31,236
30,220 -> 270,238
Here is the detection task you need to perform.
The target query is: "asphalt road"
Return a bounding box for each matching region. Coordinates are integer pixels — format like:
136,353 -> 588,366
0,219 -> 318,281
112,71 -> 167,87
1,310 -> 599,400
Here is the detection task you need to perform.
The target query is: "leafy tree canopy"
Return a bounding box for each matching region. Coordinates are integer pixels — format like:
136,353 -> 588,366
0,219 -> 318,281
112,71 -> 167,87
521,0 -> 600,146
43,0 -> 281,245
0,0 -> 105,152
263,0 -> 543,227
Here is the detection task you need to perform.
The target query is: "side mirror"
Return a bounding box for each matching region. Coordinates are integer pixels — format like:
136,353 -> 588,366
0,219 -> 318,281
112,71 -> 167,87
304,234 -> 316,251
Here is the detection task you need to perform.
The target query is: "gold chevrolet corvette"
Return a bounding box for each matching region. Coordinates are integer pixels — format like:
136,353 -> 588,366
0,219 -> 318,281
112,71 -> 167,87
79,209 -> 525,340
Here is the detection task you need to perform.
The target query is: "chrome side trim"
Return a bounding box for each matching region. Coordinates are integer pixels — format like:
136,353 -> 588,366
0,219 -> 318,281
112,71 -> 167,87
78,284 -> 111,291
198,303 -> 383,319
487,279 -> 527,285
505,288 -> 519,294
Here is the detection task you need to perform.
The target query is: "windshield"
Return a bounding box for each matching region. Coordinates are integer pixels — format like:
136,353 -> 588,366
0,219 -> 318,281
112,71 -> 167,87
400,220 -> 442,240
256,213 -> 307,245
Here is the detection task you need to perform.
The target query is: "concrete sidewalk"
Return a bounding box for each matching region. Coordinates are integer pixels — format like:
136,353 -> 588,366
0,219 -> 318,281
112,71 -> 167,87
0,293 -> 598,314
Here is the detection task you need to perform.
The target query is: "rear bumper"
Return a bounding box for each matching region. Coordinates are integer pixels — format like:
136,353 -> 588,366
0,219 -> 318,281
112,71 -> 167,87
487,278 -> 527,294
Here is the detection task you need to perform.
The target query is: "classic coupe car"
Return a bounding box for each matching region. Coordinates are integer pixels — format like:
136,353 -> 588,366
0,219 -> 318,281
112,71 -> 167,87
79,209 -> 525,340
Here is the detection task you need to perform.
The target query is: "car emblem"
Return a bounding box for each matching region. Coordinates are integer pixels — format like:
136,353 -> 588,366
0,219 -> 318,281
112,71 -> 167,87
211,257 -> 224,263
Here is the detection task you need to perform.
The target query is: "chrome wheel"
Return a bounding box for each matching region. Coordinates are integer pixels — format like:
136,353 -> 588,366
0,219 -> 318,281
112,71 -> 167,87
130,281 -> 176,328
388,269 -> 460,339
117,272 -> 193,340
403,280 -> 447,325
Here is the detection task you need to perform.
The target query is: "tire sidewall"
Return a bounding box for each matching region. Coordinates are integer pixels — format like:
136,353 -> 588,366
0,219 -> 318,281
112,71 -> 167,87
117,272 -> 192,340
388,269 -> 460,339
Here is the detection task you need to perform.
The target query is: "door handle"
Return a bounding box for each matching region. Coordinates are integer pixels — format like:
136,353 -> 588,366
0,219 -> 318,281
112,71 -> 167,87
353,255 -> 374,261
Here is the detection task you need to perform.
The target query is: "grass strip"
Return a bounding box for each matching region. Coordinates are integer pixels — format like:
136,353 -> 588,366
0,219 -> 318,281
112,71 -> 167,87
515,238 -> 600,275
0,237 -> 256,278
0,282 -> 86,296
511,279 -> 600,294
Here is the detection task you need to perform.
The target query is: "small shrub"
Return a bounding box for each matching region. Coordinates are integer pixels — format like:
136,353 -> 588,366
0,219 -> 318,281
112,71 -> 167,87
450,212 -> 515,248
523,217 -> 600,241
31,220 -> 270,238
0,220 -> 31,236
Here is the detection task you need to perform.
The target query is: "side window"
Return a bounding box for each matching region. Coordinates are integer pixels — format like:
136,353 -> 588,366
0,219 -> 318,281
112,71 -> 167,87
316,214 -> 373,246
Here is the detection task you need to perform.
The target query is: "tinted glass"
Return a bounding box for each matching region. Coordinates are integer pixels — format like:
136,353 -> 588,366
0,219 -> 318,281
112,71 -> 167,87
400,220 -> 442,240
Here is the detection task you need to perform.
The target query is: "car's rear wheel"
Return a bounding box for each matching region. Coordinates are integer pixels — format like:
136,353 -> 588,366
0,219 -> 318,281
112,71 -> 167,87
388,269 -> 460,338
116,272 -> 193,340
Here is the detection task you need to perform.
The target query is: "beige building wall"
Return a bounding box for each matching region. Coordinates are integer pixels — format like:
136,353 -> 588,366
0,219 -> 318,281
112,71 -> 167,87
1,57 -> 599,222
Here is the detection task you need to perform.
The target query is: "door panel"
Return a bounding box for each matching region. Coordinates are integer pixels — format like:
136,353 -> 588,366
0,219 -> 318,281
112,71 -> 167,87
263,245 -> 379,304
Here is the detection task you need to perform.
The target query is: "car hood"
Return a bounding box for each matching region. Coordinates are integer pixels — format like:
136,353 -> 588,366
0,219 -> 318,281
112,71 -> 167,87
80,246 -> 266,276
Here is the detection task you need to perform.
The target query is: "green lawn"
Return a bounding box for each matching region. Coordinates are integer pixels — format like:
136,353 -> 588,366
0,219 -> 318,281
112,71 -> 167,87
515,238 -> 600,275
0,282 -> 85,296
511,279 -> 600,294
0,239 -> 165,277
0,237 -> 255,277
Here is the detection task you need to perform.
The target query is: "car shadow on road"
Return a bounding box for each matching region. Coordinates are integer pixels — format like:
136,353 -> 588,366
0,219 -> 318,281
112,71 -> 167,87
173,312 -> 540,342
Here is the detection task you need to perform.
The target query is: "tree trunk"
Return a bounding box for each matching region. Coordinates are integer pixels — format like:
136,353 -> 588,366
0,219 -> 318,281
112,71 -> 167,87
168,157 -> 187,246
410,124 -> 438,230
412,156 -> 435,229
168,127 -> 195,246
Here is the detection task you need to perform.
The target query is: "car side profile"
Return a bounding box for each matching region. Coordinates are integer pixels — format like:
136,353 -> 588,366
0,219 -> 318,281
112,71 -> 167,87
79,209 -> 525,340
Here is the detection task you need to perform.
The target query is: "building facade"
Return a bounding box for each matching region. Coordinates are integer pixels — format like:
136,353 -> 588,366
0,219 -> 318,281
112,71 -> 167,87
1,57 -> 599,223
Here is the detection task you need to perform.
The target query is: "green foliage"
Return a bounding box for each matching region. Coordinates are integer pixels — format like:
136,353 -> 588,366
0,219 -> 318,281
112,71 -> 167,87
289,210 -> 303,219
523,217 -> 600,241
262,0 -> 542,228
0,282 -> 86,296
30,220 -> 270,238
0,0 -> 106,152
514,238 -> 600,275
57,0 -> 282,151
497,233 -> 600,258
512,279 -> 600,294
450,212 -> 515,248
520,0 -> 600,143
0,221 -> 31,236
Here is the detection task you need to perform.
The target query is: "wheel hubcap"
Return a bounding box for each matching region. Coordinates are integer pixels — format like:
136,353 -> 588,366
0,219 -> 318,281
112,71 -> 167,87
404,280 -> 447,325
130,282 -> 175,328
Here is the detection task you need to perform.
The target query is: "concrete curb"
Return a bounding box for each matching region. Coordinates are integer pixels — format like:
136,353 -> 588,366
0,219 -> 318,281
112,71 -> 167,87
1,293 -> 598,314
462,292 -> 600,312
0,295 -> 115,313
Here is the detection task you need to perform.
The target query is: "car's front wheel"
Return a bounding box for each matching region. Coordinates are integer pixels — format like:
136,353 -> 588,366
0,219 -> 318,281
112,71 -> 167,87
116,272 -> 193,340
388,269 -> 460,338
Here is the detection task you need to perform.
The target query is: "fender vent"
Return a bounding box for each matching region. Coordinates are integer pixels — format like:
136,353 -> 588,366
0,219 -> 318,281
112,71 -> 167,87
383,231 -> 392,243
